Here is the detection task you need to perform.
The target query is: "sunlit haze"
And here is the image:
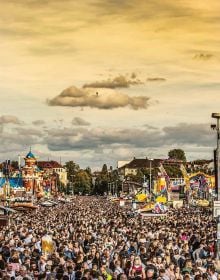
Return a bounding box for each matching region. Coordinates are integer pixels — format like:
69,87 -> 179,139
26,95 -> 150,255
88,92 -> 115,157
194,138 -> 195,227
0,0 -> 220,168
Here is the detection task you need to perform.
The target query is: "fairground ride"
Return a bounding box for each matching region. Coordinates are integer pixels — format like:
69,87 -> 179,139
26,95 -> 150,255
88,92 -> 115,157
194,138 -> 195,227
180,164 -> 215,193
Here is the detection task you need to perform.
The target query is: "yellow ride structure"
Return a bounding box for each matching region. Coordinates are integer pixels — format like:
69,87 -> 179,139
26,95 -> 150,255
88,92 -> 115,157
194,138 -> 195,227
135,193 -> 147,202
180,164 -> 215,191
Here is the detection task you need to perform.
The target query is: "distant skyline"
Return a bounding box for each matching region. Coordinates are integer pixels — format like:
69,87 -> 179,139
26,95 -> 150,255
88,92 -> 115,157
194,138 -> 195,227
0,0 -> 220,169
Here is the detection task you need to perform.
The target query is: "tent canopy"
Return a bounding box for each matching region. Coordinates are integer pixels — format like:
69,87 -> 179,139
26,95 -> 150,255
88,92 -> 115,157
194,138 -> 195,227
0,177 -> 23,188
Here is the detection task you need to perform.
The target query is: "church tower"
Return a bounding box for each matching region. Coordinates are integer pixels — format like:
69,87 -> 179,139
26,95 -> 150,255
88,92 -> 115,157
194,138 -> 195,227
22,149 -> 38,193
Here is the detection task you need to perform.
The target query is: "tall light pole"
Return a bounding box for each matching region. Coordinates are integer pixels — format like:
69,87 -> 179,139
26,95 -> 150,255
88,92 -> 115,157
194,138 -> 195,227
211,113 -> 220,261
18,155 -> 21,171
32,174 -> 35,197
70,175 -> 74,195
149,159 -> 153,194
211,113 -> 220,200
3,160 -> 11,225
121,177 -> 125,195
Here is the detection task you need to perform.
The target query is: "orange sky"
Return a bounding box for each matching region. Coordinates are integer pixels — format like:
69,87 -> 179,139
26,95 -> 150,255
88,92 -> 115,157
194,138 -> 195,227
0,0 -> 219,168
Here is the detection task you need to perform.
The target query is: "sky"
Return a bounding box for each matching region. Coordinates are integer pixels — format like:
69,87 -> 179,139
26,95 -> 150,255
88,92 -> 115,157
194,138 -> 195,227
0,0 -> 220,169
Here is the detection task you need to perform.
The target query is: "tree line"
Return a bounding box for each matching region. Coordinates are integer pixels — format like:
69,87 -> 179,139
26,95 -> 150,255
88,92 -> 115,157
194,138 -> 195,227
4,149 -> 214,195
64,161 -> 118,195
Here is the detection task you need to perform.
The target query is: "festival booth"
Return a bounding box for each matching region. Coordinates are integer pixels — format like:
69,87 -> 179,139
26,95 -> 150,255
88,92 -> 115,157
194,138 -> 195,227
0,177 -> 24,200
137,195 -> 168,214
0,176 -> 39,210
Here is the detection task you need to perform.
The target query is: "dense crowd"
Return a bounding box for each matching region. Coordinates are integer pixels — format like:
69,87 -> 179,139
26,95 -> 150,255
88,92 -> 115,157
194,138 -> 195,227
0,196 -> 218,280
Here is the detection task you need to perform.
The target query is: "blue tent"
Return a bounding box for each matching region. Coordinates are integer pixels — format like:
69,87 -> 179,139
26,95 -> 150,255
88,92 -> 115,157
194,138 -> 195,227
0,177 -> 23,188
0,178 -> 5,187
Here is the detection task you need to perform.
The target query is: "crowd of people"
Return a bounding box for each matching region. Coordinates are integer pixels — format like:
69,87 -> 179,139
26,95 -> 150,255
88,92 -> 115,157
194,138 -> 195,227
0,196 -> 219,280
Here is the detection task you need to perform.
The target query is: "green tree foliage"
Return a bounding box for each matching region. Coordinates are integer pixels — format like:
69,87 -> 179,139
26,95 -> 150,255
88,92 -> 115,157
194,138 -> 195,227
56,177 -> 66,193
127,169 -> 144,184
101,164 -> 108,174
93,165 -> 121,195
168,149 -> 186,162
162,165 -> 182,177
94,175 -> 108,195
64,161 -> 80,181
92,164 -> 109,194
85,166 -> 92,175
73,170 -> 92,194
65,161 -> 93,194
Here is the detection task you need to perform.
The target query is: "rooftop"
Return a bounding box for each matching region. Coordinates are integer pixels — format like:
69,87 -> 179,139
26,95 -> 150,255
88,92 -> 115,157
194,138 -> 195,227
26,151 -> 36,159
120,158 -> 163,169
37,161 -> 63,170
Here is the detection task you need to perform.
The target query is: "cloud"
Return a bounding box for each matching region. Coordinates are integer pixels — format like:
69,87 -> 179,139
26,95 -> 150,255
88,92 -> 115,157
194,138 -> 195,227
147,77 -> 166,82
72,117 -> 90,126
32,120 -> 45,126
143,124 -> 158,130
15,127 -> 43,136
44,123 -> 215,152
0,115 -> 23,125
83,75 -> 142,89
193,53 -> 214,60
0,121 -> 214,165
162,123 -> 213,146
131,72 -> 137,79
45,127 -> 154,151
0,0 -> 219,63
0,129 -> 42,153
93,0 -> 195,20
48,86 -> 150,110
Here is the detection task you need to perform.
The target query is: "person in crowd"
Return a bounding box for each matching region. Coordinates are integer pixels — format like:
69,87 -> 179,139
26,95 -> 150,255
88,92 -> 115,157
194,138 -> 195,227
0,196 -> 218,279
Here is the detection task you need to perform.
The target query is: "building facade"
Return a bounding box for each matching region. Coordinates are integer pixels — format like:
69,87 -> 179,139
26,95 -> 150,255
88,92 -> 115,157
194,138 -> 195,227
22,150 -> 44,196
37,160 -> 68,188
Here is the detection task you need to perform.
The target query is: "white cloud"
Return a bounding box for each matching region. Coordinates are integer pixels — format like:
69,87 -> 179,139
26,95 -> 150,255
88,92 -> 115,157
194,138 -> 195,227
48,86 -> 150,110
83,74 -> 142,89
45,123 -> 215,152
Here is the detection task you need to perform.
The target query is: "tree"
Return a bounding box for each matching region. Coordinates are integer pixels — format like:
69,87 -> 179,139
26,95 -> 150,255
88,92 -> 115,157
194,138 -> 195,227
101,164 -> 108,174
74,170 -> 92,194
64,161 -> 80,181
85,166 -> 92,175
56,176 -> 66,193
168,149 -> 186,162
91,164 -> 109,195
94,175 -> 108,195
163,165 -> 182,177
